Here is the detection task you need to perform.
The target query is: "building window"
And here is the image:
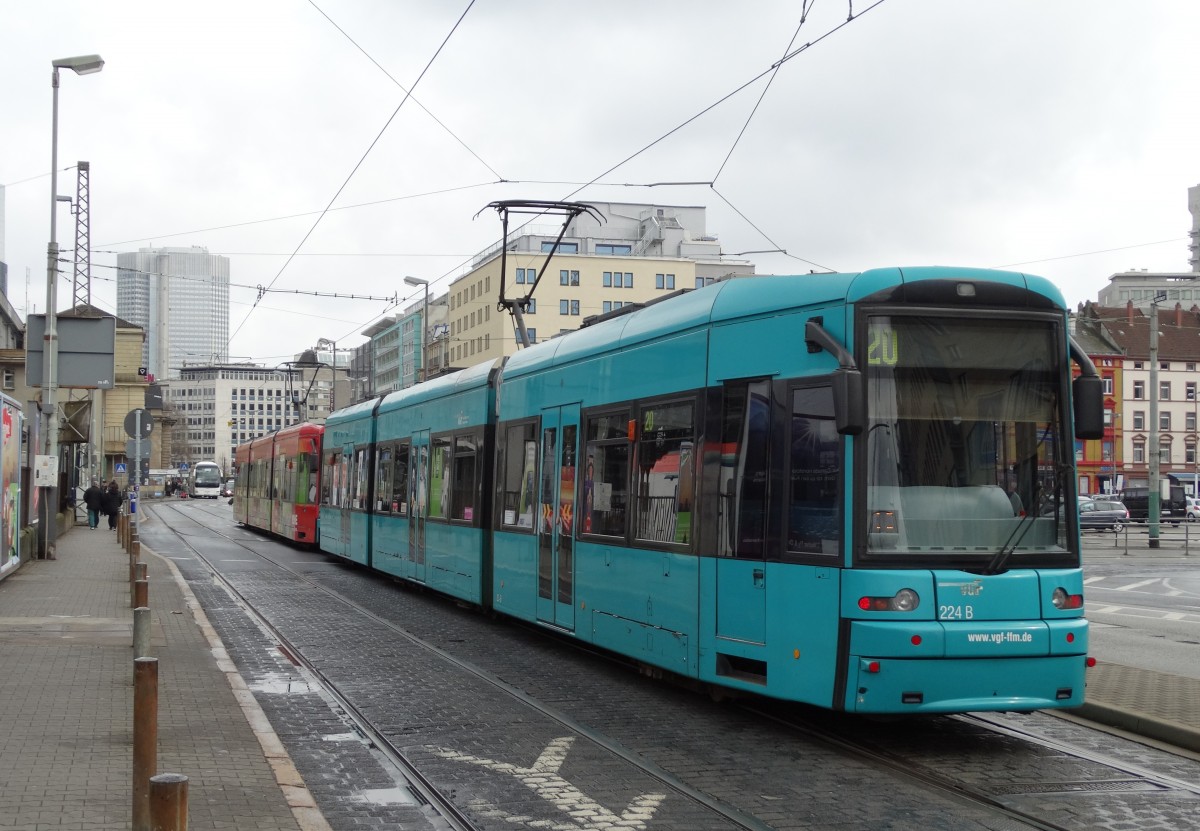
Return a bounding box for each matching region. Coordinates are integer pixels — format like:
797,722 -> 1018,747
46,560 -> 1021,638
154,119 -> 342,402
1161,412 -> 1172,431
1103,376 -> 1113,395
596,243 -> 631,255
602,271 -> 612,287
1188,382 -> 1197,401
655,273 -> 675,290
560,299 -> 569,315
1161,381 -> 1172,400
1133,411 -> 1145,430
1161,362 -> 1171,371
1133,441 -> 1145,463
1133,381 -> 1145,400
1134,361 -> 1144,369
1189,443 -> 1197,465
1160,439 -> 1171,463
541,241 -> 578,253
1189,412 -> 1197,431
571,300 -> 580,316
560,270 -> 570,286
1102,441 -> 1114,462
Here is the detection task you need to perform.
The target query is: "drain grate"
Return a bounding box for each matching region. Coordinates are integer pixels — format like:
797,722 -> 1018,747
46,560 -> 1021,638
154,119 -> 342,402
989,779 -> 1166,795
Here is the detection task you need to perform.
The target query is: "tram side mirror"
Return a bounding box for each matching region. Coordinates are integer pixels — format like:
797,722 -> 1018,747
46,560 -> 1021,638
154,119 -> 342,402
1073,374 -> 1104,440
832,369 -> 865,436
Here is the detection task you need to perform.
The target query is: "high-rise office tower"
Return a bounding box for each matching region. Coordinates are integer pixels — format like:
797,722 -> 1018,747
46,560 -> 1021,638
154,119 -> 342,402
116,246 -> 230,379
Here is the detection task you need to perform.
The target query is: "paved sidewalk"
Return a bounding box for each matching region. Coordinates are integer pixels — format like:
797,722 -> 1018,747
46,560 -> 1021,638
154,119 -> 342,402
1076,661 -> 1200,754
0,521 -> 327,830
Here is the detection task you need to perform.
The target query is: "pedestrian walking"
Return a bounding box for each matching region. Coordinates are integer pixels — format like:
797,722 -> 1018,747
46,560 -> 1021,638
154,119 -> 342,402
82,480 -> 104,530
102,480 -> 122,531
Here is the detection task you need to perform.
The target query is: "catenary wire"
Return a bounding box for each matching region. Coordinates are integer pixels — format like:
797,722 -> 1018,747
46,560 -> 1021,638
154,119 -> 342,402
712,1 -> 815,184
307,0 -> 503,181
228,0 -> 478,346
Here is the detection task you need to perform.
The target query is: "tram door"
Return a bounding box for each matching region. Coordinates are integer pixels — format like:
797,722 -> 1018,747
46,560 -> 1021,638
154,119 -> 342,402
408,431 -> 429,583
715,380 -> 770,645
536,405 -> 579,630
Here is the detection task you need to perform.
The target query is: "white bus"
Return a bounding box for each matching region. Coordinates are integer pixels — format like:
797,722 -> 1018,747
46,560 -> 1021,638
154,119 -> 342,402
188,461 -> 223,499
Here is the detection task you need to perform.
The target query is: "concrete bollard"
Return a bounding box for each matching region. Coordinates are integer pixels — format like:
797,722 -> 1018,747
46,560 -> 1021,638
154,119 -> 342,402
149,773 -> 189,830
133,657 -> 158,831
133,606 -> 151,657
132,561 -> 147,607
134,578 -> 148,610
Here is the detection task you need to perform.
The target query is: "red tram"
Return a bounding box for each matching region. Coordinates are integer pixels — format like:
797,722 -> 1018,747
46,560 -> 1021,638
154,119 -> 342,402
233,422 -> 323,544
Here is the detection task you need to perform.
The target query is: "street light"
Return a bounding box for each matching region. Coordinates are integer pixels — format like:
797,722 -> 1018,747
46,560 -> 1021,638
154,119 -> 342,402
404,276 -> 429,383
41,53 -> 103,558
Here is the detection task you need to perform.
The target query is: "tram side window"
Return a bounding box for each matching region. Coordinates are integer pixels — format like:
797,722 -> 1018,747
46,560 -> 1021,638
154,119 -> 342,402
500,422 -> 538,530
375,445 -> 393,513
350,448 -> 369,511
430,437 -> 452,519
452,434 -> 479,522
718,380 -> 771,559
279,457 -> 294,503
321,451 -> 340,506
582,412 -> 630,537
634,401 -> 695,546
300,449 -> 318,504
391,443 -> 409,515
786,386 -> 841,558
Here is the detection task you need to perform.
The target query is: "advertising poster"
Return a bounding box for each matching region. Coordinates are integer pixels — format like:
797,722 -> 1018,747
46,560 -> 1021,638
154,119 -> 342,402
1,402 -> 22,577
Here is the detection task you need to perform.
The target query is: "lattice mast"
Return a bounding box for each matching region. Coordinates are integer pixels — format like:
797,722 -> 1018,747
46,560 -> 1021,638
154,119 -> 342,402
71,161 -> 91,309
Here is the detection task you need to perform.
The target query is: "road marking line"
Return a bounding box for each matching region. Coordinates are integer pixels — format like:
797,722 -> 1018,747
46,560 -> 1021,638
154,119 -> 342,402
1114,578 -> 1159,591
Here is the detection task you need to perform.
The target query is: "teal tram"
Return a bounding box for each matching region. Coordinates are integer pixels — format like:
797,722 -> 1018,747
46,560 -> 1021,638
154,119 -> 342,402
311,266 -> 1103,714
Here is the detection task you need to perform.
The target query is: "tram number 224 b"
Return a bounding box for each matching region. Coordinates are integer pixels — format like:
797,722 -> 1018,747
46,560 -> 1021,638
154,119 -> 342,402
939,604 -> 974,620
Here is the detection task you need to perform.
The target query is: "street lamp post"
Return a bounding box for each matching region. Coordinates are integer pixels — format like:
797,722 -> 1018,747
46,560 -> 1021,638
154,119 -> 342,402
404,276 -> 430,383
41,54 -> 103,558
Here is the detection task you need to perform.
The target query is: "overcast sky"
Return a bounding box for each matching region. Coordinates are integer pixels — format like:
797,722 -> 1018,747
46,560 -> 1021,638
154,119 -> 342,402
3,1 -> 1199,366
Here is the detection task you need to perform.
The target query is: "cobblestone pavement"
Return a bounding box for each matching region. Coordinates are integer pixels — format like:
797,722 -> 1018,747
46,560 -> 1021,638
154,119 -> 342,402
144,502 -> 1200,831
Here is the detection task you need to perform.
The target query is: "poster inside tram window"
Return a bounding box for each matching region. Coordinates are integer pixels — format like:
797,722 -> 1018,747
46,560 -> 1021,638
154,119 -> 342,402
1,401 -> 22,577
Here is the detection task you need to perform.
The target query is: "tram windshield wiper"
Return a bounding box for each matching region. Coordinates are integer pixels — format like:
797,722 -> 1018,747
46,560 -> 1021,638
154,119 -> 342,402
983,513 -> 1035,575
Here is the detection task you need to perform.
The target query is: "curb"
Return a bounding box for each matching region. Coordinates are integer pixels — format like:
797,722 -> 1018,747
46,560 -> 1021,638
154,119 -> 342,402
1073,702 -> 1200,756
143,521 -> 334,831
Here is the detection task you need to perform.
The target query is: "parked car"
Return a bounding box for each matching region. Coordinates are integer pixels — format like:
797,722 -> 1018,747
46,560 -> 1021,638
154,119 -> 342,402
220,478 -> 235,498
1119,485 -> 1185,524
1078,499 -> 1130,533
1187,496 -> 1200,521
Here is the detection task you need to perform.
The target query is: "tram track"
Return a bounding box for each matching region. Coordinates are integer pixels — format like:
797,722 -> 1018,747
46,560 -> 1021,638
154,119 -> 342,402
152,499 -> 1200,831
148,500 -> 775,831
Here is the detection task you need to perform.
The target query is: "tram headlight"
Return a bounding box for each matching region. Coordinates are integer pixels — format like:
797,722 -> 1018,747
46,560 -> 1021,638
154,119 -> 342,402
1051,587 -> 1083,610
893,588 -> 919,612
857,588 -> 920,612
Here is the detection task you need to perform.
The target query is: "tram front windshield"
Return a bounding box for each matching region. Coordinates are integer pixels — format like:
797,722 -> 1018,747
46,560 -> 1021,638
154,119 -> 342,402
863,315 -> 1071,561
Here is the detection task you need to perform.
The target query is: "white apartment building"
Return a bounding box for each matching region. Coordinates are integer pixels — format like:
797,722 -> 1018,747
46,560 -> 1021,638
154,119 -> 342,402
444,202 -> 753,367
116,246 -> 230,379
167,364 -> 296,472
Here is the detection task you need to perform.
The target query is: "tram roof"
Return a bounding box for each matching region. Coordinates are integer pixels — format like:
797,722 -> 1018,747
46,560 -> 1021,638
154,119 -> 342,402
502,267 -> 1062,379
376,357 -> 502,416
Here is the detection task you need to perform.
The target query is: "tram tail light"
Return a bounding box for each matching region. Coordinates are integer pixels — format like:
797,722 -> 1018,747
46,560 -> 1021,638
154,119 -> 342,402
857,588 -> 920,612
1051,587 -> 1083,610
